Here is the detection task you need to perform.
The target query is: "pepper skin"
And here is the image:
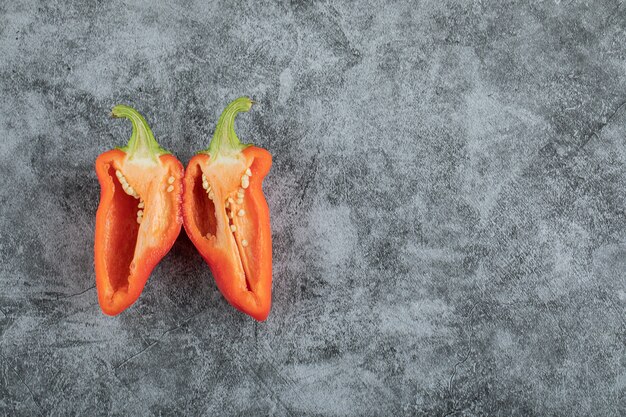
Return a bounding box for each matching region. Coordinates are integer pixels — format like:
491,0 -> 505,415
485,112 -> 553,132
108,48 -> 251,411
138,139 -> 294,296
94,105 -> 183,315
182,97 -> 273,321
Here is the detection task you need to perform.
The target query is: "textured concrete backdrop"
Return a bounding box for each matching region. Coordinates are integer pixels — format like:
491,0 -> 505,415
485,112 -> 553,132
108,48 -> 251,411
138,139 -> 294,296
2,0 -> 626,415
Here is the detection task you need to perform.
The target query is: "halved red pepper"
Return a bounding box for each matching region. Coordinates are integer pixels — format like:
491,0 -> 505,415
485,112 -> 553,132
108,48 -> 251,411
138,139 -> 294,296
182,97 -> 273,321
94,105 -> 183,315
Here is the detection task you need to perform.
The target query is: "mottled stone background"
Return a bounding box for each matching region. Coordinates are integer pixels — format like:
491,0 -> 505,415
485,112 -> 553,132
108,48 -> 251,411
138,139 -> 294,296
1,0 -> 626,415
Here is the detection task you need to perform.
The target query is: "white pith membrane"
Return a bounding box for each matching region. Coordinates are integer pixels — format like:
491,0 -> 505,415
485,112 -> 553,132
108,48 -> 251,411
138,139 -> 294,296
194,157 -> 254,292
104,163 -> 175,294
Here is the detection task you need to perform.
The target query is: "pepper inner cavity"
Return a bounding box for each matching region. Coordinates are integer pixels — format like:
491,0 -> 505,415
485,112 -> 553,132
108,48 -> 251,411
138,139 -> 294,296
192,166 -> 217,238
105,166 -> 142,293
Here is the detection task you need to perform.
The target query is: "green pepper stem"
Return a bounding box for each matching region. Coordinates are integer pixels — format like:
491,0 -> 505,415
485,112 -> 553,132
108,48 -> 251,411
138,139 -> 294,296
206,97 -> 254,158
111,105 -> 169,162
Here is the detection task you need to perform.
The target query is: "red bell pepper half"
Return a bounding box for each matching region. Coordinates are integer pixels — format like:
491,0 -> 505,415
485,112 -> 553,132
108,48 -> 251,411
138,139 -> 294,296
182,97 -> 273,321
94,105 -> 183,315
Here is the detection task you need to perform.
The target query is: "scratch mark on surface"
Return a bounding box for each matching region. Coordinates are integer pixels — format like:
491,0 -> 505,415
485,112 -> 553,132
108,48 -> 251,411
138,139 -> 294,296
111,370 -> 159,417
13,370 -> 43,416
114,309 -> 205,370
1,352 -> 43,416
56,285 -> 96,300
447,341 -> 472,396
249,365 -> 296,417
114,342 -> 156,370
580,99 -> 626,150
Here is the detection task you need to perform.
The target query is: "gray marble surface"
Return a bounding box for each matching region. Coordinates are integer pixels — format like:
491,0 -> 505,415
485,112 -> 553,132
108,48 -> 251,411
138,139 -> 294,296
2,1 -> 626,415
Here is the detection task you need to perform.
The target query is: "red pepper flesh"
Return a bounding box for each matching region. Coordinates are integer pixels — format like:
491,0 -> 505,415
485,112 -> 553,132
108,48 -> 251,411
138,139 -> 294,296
182,97 -> 273,321
94,106 -> 183,315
